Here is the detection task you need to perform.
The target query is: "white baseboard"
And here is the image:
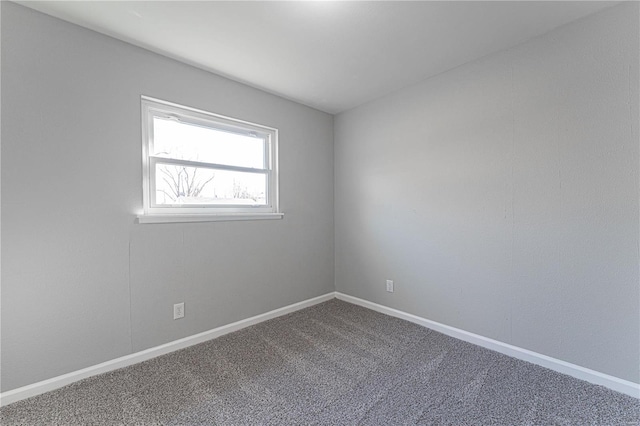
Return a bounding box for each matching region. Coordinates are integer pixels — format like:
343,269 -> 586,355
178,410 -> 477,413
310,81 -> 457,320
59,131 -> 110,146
0,292 -> 336,407
4,291 -> 638,407
335,292 -> 640,399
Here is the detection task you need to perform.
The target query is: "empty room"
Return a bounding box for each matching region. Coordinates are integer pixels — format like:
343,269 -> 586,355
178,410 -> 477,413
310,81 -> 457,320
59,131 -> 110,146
1,1 -> 639,424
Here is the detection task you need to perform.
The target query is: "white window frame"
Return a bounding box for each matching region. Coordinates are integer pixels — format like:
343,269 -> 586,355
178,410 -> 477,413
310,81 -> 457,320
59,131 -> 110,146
138,96 -> 281,223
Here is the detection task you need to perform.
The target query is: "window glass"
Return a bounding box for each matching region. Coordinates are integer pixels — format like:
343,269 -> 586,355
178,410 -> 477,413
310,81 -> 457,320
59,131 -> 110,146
152,117 -> 265,169
154,164 -> 267,206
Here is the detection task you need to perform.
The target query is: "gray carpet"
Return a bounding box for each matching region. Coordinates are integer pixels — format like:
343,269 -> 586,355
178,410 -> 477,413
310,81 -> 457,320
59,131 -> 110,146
1,299 -> 638,425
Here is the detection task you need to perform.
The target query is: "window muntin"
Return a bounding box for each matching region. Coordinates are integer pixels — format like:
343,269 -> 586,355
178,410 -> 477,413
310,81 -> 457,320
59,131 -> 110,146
141,97 -> 278,216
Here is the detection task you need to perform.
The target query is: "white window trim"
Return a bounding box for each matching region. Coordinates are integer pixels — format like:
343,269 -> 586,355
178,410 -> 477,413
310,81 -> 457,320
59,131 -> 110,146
138,96 -> 281,223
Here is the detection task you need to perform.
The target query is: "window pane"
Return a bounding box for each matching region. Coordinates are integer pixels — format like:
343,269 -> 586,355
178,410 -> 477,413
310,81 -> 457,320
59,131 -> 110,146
155,164 -> 267,206
152,117 -> 265,169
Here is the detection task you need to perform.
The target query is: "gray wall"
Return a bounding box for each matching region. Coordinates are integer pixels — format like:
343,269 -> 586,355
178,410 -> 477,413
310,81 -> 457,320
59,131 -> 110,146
1,2 -> 334,392
335,2 -> 639,383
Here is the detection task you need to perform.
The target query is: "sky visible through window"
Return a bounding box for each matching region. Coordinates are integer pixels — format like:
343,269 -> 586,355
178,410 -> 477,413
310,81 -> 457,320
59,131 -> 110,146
152,118 -> 267,206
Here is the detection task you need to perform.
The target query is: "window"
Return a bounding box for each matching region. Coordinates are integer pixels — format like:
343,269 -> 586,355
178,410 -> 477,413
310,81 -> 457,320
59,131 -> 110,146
139,96 -> 280,223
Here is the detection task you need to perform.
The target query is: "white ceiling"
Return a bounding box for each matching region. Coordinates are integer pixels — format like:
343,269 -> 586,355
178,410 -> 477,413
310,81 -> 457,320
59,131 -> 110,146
20,1 -> 616,114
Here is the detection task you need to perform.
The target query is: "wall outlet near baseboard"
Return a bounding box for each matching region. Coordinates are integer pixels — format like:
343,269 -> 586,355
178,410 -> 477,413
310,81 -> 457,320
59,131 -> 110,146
173,302 -> 185,320
386,280 -> 394,293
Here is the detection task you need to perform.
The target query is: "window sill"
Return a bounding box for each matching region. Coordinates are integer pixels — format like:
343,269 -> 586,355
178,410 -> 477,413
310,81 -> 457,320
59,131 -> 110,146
136,212 -> 284,224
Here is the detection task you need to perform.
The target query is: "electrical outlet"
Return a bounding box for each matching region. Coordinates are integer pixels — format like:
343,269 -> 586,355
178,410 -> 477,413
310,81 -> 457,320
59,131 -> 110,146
173,302 -> 185,320
386,280 -> 394,293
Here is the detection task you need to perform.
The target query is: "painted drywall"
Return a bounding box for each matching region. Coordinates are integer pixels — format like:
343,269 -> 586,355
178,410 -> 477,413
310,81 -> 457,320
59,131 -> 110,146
335,2 -> 640,383
1,2 -> 334,392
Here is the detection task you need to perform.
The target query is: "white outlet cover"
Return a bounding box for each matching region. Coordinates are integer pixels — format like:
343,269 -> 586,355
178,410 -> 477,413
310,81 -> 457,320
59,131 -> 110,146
386,280 -> 394,293
173,302 -> 185,320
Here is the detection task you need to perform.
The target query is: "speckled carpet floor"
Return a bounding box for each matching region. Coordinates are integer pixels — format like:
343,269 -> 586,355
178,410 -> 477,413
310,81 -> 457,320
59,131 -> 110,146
1,299 -> 639,425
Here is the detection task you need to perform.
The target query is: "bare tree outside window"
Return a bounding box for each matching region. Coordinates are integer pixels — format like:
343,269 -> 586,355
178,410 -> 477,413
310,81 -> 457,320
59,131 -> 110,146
232,179 -> 257,201
158,164 -> 215,202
